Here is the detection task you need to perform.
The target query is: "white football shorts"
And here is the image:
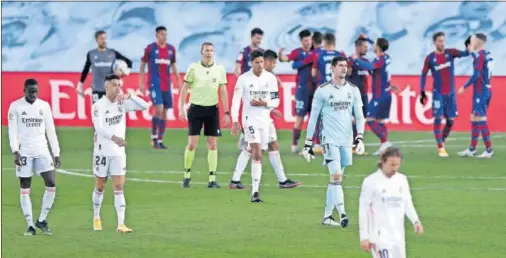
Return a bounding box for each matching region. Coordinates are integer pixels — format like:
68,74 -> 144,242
371,239 -> 406,258
16,153 -> 55,178
243,123 -> 270,150
93,154 -> 126,178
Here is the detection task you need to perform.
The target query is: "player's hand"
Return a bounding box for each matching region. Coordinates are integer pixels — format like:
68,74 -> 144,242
354,134 -> 365,155
116,93 -> 131,104
231,122 -> 241,137
54,156 -> 61,168
178,108 -> 187,121
390,85 -> 400,93
301,139 -> 315,162
138,82 -> 145,96
360,239 -> 375,252
458,87 -> 465,96
111,135 -> 127,147
223,113 -> 231,128
76,82 -> 85,98
13,151 -> 22,166
250,99 -> 267,107
271,109 -> 282,119
420,91 -> 427,105
414,222 -> 424,236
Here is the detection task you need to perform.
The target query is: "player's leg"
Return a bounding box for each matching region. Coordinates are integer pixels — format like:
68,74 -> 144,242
442,93 -> 457,142
250,141 -> 264,203
34,154 -> 57,235
182,105 -> 203,188
432,94 -> 447,157
156,91 -> 172,148
476,94 -> 494,158
370,97 -> 392,155
149,87 -> 163,147
111,156 -> 132,233
292,89 -> 308,153
267,122 -> 300,188
92,154 -> 109,230
203,106 -> 221,188
17,157 -> 36,235
366,98 -> 383,142
230,142 -> 251,189
459,96 -> 484,157
321,144 -> 344,227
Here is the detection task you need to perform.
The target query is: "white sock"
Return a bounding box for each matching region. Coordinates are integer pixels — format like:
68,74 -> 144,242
92,188 -> 104,219
251,160 -> 262,195
335,183 -> 346,216
38,187 -> 56,222
232,150 -> 251,182
324,183 -> 336,218
114,190 -> 126,226
20,188 -> 34,227
268,151 -> 287,182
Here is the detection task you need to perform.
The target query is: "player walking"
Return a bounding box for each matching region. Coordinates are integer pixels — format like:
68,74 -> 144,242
8,79 -> 61,236
139,26 -> 182,149
91,74 -> 149,233
350,38 -> 392,155
229,50 -> 300,190
77,30 -> 132,104
301,56 -> 366,227
231,50 -> 281,202
178,42 -> 231,188
359,147 -> 424,258
458,33 -> 494,158
420,31 -> 470,157
278,29 -> 314,153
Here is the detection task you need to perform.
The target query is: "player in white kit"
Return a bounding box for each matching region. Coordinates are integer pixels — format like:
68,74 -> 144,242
91,74 -> 149,233
359,147 -> 424,258
8,79 -> 61,236
231,50 -> 280,202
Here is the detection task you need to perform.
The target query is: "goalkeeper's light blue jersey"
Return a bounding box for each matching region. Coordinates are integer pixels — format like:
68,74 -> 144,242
306,81 -> 364,147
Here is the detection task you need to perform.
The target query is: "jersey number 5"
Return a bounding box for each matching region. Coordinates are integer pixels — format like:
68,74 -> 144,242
95,156 -> 107,166
325,62 -> 332,82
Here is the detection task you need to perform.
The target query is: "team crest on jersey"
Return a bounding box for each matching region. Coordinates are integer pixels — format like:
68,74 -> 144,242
8,113 -> 13,120
213,78 -> 216,83
347,92 -> 352,99
329,95 -> 334,99
93,109 -> 99,117
118,106 -> 122,113
39,109 -> 43,116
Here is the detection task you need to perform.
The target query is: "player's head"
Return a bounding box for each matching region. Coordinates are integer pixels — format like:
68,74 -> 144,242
465,36 -> 471,50
104,74 -> 121,99
312,31 -> 323,48
377,146 -> 403,177
201,42 -> 214,60
263,49 -> 278,72
331,56 -> 348,80
250,28 -> 264,48
250,49 -> 264,74
23,78 -> 39,103
95,30 -> 107,49
323,33 -> 336,48
432,31 -> 445,52
299,29 -> 312,49
354,37 -> 368,56
155,26 -> 167,45
374,38 -> 389,54
473,33 -> 487,50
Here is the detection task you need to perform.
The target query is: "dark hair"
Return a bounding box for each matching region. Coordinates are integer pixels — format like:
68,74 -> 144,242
376,37 -> 389,52
263,49 -> 278,60
94,30 -> 106,39
354,37 -> 368,47
312,31 -> 323,45
331,56 -> 348,66
475,33 -> 487,43
376,146 -> 403,169
201,42 -> 214,52
299,29 -> 311,40
251,28 -> 264,37
250,49 -> 264,61
24,78 -> 38,88
105,74 -> 120,81
465,36 -> 471,48
432,31 -> 445,42
156,26 -> 167,33
323,33 -> 335,45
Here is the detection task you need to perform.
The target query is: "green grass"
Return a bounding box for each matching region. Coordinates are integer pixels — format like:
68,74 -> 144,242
2,128 -> 505,258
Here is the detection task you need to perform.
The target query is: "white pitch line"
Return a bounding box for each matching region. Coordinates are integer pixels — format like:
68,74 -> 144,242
52,169 -> 506,192
364,135 -> 504,147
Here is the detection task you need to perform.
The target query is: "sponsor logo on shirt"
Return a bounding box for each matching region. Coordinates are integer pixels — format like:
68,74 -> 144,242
94,61 -> 113,67
155,58 -> 171,65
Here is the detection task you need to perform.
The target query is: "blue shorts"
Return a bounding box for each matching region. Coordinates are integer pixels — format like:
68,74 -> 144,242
294,85 -> 313,116
432,93 -> 458,119
472,93 -> 491,117
367,95 -> 391,119
149,88 -> 172,109
322,144 -> 353,169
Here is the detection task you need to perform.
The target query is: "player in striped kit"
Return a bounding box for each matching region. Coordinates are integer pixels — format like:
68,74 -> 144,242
458,33 -> 494,158
420,31 -> 470,157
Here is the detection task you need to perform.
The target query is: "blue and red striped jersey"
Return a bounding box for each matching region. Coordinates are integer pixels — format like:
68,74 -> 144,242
312,50 -> 346,85
346,55 -> 370,94
287,47 -> 314,89
142,42 -> 176,91
464,50 -> 493,95
420,48 -> 469,95
236,46 -> 264,74
354,54 -> 391,98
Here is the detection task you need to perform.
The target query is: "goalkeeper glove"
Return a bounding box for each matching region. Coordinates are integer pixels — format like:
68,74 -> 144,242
301,139 -> 315,162
420,91 -> 427,105
354,134 -> 365,155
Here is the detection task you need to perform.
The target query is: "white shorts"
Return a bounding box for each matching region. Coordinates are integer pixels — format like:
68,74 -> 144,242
16,153 -> 55,178
371,240 -> 406,258
243,123 -> 270,150
93,154 -> 126,178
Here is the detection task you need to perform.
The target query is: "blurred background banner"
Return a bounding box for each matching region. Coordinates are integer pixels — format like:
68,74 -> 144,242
3,1 -> 506,75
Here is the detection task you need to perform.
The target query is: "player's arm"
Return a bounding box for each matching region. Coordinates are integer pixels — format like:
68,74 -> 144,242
447,48 -> 470,58
179,64 -> 194,114
218,67 -> 230,114
139,46 -> 150,93
346,57 -> 354,76
463,53 -> 483,90
123,94 -> 149,112
43,103 -> 60,158
231,75 -> 244,124
304,89 -> 323,140
292,52 -> 314,69
77,52 -> 92,94
311,54 -> 319,78
234,50 -> 244,77
7,104 -> 20,154
91,103 -> 114,140
402,176 -> 420,225
353,87 -> 365,136
353,56 -> 383,71
420,55 -> 430,92
265,74 -> 280,109
114,50 -> 133,68
279,49 -> 298,62
359,177 -> 374,243
170,47 -> 182,89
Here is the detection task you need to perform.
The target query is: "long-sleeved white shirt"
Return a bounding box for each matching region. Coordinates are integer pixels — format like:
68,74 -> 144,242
92,95 -> 148,156
8,98 -> 60,157
359,169 -> 420,244
231,70 -> 279,128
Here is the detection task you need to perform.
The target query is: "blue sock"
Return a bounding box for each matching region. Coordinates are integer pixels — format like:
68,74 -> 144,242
151,117 -> 159,140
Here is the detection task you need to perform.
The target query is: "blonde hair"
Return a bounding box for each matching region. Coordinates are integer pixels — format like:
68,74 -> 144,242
376,146 -> 403,169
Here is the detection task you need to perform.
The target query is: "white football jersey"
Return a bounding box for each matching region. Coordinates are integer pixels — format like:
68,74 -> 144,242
92,95 -> 148,156
231,70 -> 279,127
359,170 -> 420,244
8,98 -> 60,157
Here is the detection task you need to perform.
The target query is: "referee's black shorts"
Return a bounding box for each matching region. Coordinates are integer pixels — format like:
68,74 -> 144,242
187,104 -> 222,137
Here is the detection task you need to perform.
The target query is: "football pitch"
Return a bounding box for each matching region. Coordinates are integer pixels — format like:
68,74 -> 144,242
1,128 -> 505,258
